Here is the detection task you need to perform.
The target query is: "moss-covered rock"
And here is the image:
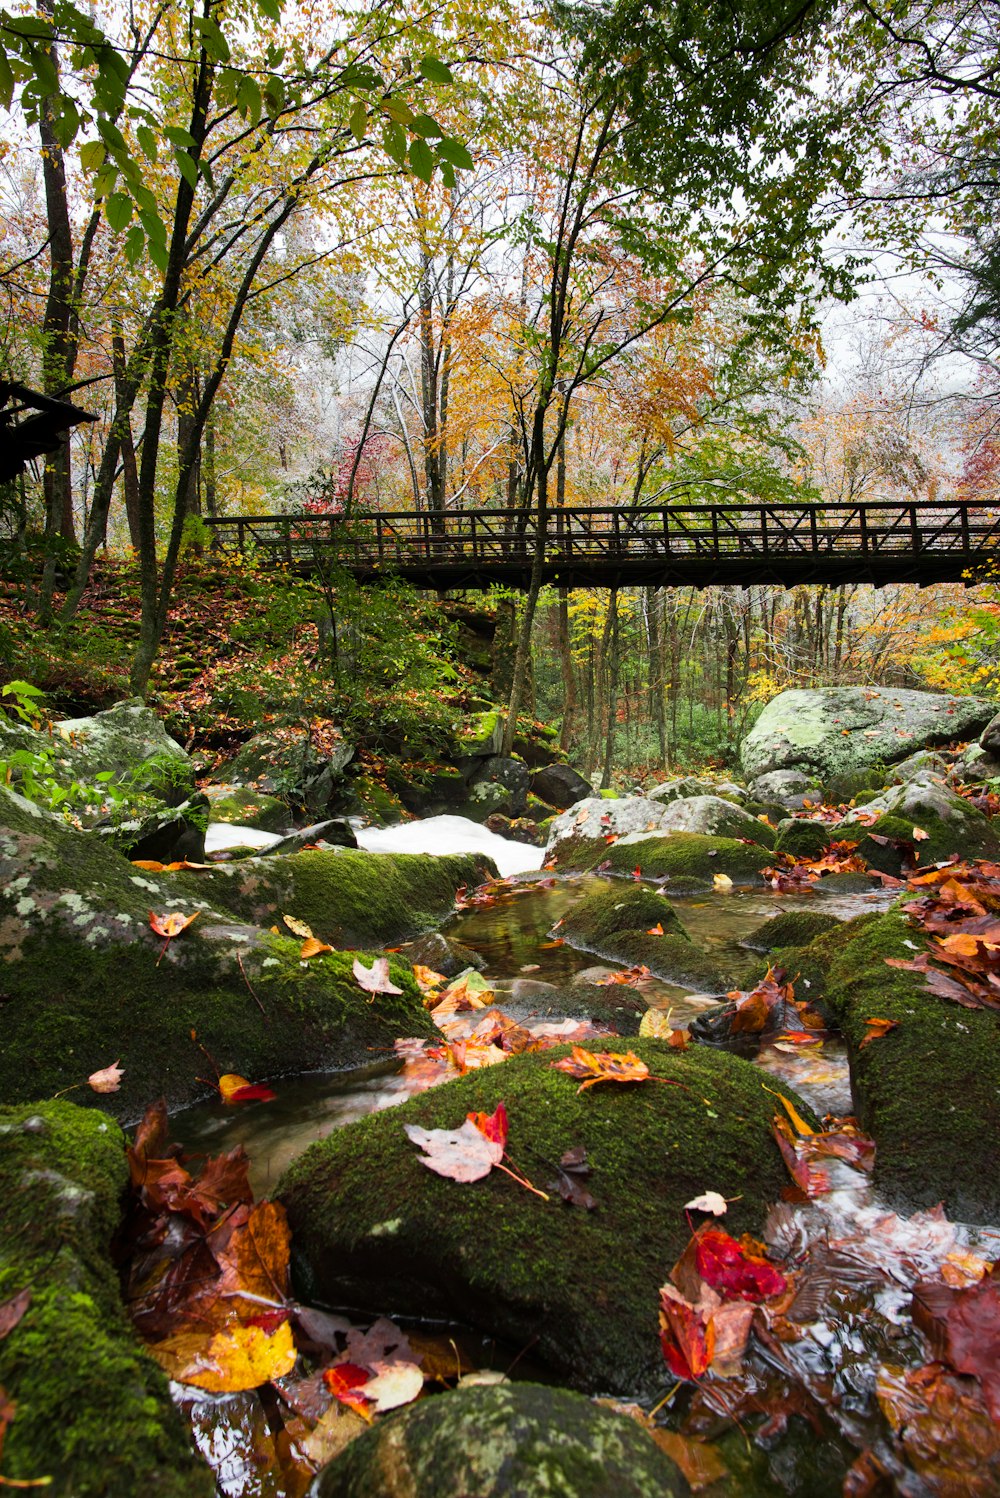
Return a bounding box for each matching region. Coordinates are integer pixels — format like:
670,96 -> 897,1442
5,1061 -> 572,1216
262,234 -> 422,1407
550,832 -> 773,890
819,909 -> 1000,1221
0,1100 -> 211,1497
839,776 -> 1000,872
561,886 -> 689,945
279,1040 -> 806,1395
315,1383 -> 687,1497
0,787 -> 461,1117
742,909 -> 842,953
558,886 -> 733,989
772,819 -> 835,860
204,784 -> 289,832
182,846 -> 493,950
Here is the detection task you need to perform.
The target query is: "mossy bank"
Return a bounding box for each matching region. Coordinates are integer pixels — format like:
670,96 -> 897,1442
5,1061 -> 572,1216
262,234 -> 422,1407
0,1100 -> 211,1497
0,787 -> 487,1118
279,1039 -> 810,1396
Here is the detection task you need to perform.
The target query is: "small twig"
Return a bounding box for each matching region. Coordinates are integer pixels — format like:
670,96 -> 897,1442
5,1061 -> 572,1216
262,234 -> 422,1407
237,952 -> 268,1018
648,1380 -> 683,1419
496,1159 -> 549,1201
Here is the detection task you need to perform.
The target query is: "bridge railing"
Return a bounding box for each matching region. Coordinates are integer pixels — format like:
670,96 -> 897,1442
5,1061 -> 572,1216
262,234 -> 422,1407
201,501 -> 1000,574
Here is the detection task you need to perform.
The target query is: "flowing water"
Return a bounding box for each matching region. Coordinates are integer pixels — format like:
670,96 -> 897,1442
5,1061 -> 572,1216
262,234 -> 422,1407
173,818 -> 999,1495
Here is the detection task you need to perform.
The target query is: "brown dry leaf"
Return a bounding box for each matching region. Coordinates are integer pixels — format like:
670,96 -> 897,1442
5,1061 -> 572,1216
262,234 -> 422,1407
300,1403 -> 368,1466
352,955 -> 403,997
283,914 -> 314,939
150,1320 -> 296,1393
149,909 -> 199,940
650,1429 -> 729,1491
361,1360 -> 424,1412
300,936 -> 334,960
87,1059 -> 124,1094
0,1289 -> 30,1341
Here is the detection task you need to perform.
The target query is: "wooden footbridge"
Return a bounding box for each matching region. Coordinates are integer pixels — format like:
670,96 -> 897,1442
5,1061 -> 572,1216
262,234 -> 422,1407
202,501 -> 1000,590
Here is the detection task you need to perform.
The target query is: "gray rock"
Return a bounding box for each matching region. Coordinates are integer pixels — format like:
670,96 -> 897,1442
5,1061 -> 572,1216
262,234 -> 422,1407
887,750 -> 952,784
653,794 -> 771,844
740,686 -> 996,781
748,769 -> 821,810
225,728 -> 354,814
312,1383 -> 687,1498
98,792 -> 209,862
544,795 -> 673,856
266,819 -> 358,854
401,931 -> 486,977
529,762 -> 592,809
467,756 -> 529,819
956,743 -> 1000,781
981,710 -> 1000,756
203,785 -> 289,832
648,775 -> 745,804
0,699 -> 194,818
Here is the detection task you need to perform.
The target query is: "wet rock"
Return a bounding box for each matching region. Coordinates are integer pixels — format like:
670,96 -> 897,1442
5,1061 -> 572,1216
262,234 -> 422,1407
313,1383 -> 687,1498
557,886 -> 736,992
203,784 -> 289,832
280,1041 -> 808,1395
267,819 -> 358,854
741,686 -> 995,782
97,791 -> 209,863
466,757 -> 530,819
529,763 -> 592,809
803,908 -> 1000,1222
742,909 -> 842,954
402,931 -> 487,978
0,785 -> 487,1116
0,1099 -> 213,1497
483,814 -> 543,845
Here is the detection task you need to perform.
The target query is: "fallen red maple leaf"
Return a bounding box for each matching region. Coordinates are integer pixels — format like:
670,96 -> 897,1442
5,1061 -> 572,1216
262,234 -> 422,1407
695,1227 -> 787,1303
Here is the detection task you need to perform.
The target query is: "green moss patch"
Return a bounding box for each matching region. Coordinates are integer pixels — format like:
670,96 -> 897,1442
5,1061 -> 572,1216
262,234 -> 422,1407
205,785 -> 289,831
279,1040 -> 803,1396
0,1101 -> 211,1497
585,833 -> 774,890
743,910 -> 842,953
773,820 -> 835,860
0,787 -> 439,1118
821,908 -> 1000,1222
315,1383 -> 686,1498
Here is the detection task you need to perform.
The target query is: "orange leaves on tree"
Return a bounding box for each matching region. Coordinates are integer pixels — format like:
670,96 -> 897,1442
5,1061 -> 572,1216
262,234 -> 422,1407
149,908 -> 198,963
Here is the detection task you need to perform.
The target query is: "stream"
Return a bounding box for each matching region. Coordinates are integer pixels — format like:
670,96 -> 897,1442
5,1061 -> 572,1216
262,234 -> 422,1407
173,817 -> 999,1495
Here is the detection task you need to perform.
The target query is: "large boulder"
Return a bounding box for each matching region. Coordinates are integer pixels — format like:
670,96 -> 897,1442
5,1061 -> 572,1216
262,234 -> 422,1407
224,727 -> 354,816
647,775 -> 745,805
529,762 -> 592,809
465,757 -> 530,820
203,784 -> 289,832
0,786 -> 488,1117
280,1040 -> 806,1396
0,699 -> 194,817
837,774 -> 1000,871
314,1384 -> 687,1498
547,824 -> 775,889
740,687 -> 996,782
0,1100 -> 212,1497
651,795 -> 774,847
544,796 -> 675,860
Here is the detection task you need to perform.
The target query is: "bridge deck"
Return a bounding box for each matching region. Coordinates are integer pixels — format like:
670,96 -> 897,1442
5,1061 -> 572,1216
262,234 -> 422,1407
202,502 -> 1000,590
